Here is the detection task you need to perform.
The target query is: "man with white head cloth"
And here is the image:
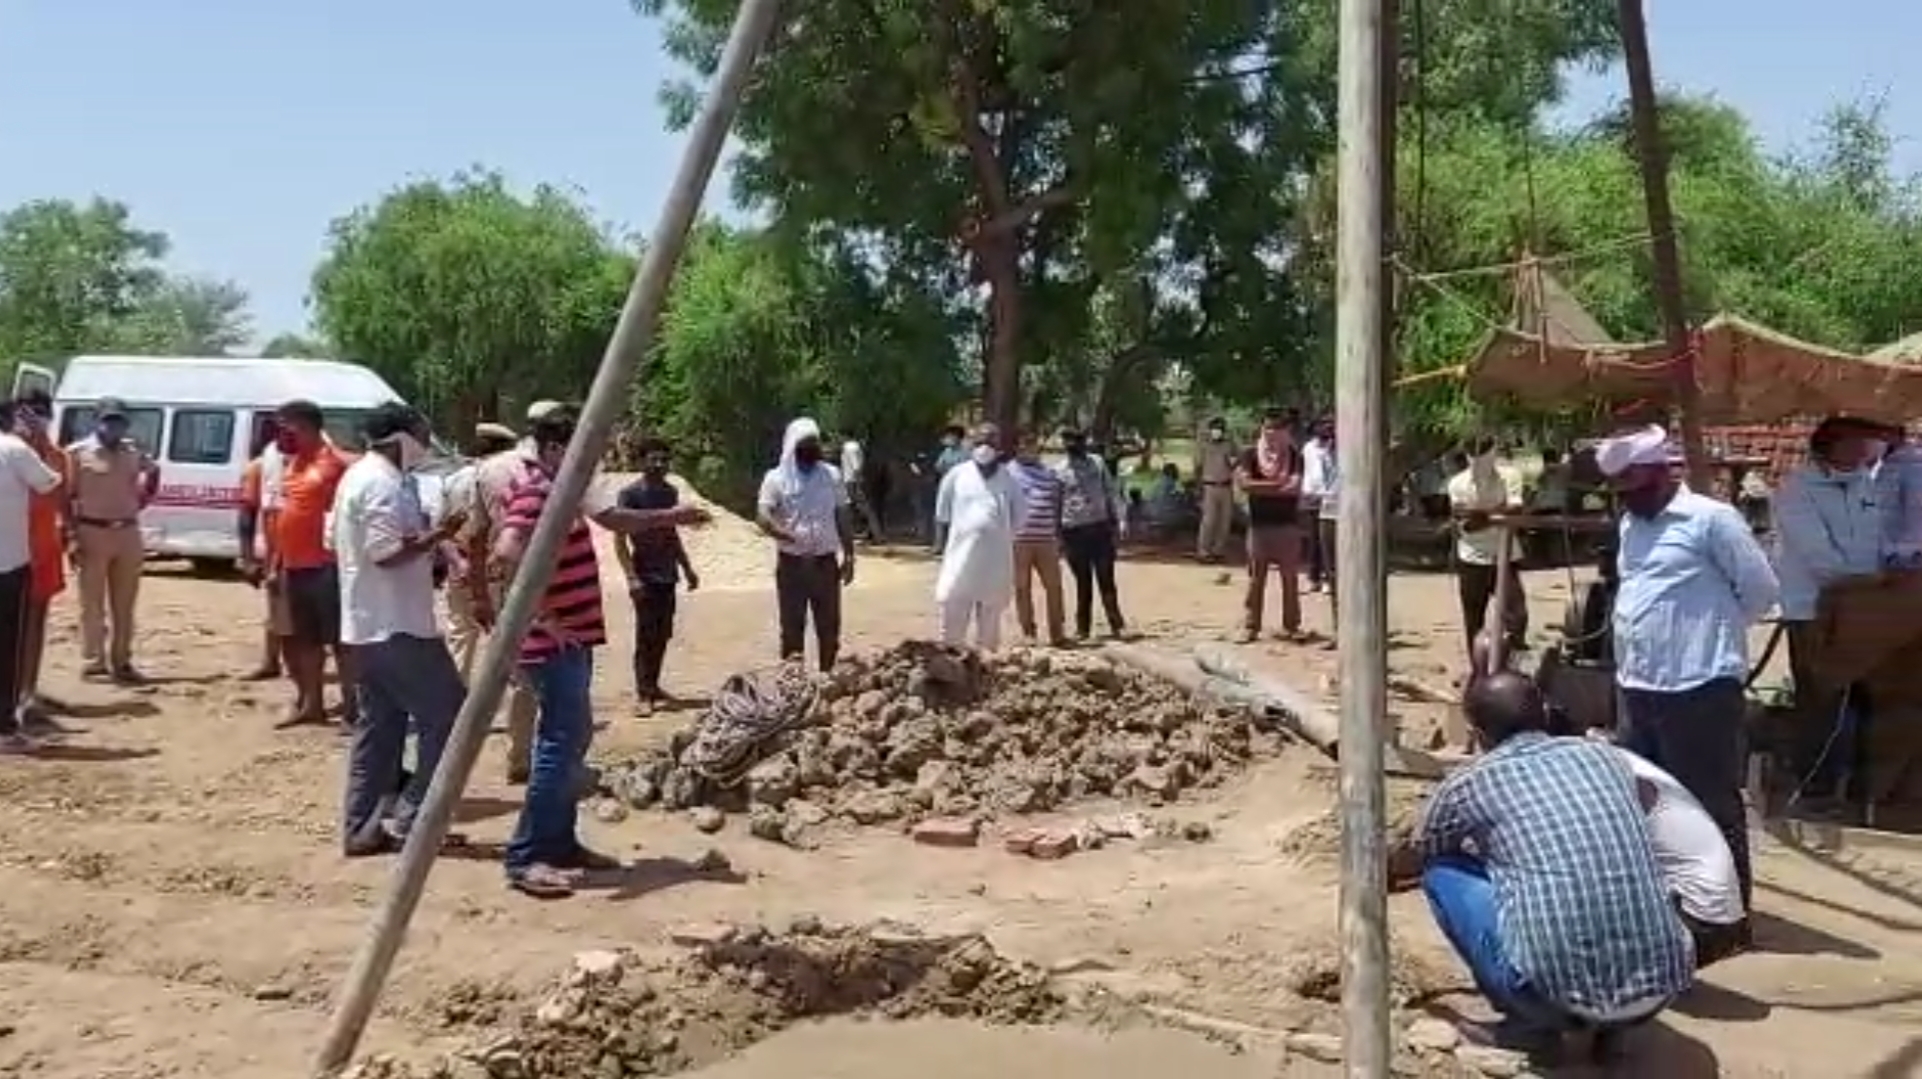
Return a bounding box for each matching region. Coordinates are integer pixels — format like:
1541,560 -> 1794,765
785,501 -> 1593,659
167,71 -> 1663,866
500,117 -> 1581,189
934,422 -> 1023,649
756,417 -> 856,671
1598,423 -> 1777,926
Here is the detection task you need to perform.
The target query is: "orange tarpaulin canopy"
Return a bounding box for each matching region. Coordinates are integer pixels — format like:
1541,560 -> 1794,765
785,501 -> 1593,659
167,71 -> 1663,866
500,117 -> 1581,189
1462,314 -> 1922,425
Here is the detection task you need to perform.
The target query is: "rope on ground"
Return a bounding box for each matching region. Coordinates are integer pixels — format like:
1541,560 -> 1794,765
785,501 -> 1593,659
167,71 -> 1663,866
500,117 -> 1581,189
681,661 -> 819,787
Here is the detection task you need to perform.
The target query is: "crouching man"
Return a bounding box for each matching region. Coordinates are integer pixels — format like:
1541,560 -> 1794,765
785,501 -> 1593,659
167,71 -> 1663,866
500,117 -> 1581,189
1391,672 -> 1695,1064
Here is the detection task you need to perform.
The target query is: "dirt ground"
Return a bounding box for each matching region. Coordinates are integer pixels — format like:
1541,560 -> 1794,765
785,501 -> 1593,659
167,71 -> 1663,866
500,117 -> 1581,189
2,541 -> 1920,1079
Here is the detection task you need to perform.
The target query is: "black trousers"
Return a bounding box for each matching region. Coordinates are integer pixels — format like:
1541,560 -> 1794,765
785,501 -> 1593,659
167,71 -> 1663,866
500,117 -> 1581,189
1619,677 -> 1753,910
1302,499 -> 1328,585
1456,561 -> 1528,653
0,565 -> 24,733
1061,521 -> 1124,636
775,553 -> 842,671
630,581 -> 677,698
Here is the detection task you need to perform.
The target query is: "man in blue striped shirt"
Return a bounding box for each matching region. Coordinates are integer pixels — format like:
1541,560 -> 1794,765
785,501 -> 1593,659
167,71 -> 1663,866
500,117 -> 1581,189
1409,671 -> 1694,1062
1008,429 -> 1066,644
1598,424 -> 1778,918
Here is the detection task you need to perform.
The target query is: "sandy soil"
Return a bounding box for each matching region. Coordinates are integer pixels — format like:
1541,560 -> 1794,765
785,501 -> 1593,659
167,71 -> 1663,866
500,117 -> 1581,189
2,536 -> 1919,1079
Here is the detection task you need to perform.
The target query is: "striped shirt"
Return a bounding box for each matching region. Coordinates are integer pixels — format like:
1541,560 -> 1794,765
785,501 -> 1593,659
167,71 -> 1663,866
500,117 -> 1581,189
1419,732 -> 1695,1020
1009,458 -> 1062,540
502,466 -> 607,664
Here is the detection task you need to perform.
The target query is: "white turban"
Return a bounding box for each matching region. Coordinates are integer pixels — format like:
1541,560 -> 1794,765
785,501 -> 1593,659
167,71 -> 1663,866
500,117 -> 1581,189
1594,423 -> 1673,478
526,399 -> 564,422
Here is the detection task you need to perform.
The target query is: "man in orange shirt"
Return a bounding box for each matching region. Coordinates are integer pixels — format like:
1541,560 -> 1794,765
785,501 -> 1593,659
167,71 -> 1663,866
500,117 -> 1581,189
13,389 -> 69,730
270,399 -> 355,729
237,429 -> 285,681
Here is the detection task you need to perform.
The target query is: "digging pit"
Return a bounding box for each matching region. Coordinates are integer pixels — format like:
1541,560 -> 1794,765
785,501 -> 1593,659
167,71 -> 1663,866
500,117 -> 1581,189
599,642 -> 1289,846
343,920 -> 1076,1079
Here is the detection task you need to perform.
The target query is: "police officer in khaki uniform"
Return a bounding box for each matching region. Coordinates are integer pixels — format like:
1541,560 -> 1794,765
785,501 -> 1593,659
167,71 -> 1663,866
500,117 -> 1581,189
66,397 -> 159,682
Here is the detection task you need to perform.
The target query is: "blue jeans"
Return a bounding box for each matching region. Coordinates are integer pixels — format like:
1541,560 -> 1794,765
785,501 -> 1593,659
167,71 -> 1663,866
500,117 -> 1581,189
343,634 -> 463,851
1422,855 -> 1568,1030
505,645 -> 595,875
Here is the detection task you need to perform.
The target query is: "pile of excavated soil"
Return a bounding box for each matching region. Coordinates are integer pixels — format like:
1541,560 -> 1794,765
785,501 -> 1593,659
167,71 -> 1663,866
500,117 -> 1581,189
343,921 -> 1071,1079
600,642 -> 1287,840
1273,781 -> 1429,865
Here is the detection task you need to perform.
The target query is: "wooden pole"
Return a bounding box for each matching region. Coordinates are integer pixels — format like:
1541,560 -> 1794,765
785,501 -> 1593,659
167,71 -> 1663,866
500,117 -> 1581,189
1335,0 -> 1394,1072
1616,0 -> 1709,491
307,0 -> 785,1072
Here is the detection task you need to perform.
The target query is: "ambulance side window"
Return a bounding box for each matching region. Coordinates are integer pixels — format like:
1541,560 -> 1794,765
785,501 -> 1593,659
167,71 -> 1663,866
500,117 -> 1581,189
59,406 -> 165,454
168,409 -> 237,465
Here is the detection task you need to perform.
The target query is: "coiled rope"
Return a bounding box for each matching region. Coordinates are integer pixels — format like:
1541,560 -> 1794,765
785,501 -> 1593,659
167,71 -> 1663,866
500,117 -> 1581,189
680,660 -> 819,787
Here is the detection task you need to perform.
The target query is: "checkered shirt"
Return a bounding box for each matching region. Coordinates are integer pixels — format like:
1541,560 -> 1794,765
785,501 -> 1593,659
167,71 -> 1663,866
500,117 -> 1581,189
1418,732 -> 1696,1017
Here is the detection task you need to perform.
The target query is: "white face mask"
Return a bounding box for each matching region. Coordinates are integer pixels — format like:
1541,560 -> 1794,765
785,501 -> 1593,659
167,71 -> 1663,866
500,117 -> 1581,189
972,444 -> 998,466
1472,451 -> 1499,472
1207,428 -> 1225,442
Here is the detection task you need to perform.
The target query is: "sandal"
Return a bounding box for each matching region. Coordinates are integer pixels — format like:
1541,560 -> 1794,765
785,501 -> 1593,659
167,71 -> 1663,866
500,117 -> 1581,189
508,863 -> 578,899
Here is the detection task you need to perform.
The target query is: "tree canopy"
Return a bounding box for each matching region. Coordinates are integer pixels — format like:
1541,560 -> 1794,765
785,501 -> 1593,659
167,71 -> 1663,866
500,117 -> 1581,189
7,0 -> 1922,482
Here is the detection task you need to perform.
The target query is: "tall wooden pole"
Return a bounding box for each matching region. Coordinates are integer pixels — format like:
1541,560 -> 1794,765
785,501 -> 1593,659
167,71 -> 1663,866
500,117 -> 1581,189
307,0 -> 785,1072
1336,0 -> 1394,1072
1616,0 -> 1708,490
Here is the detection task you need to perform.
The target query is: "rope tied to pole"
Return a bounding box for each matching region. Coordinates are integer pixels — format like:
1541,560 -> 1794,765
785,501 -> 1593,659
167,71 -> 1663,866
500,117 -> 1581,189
682,661 -> 819,787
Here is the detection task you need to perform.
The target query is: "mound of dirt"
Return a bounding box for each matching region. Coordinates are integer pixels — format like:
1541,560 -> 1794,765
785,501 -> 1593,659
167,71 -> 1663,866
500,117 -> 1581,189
600,642 -> 1287,839
1273,782 -> 1427,865
345,921 -> 1068,1079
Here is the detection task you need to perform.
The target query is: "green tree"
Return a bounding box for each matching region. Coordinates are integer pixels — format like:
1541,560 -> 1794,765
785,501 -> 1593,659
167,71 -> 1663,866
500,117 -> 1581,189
259,332 -> 331,358
638,224 -> 964,508
309,171 -> 633,431
639,0 -> 1290,432
0,198 -> 169,361
105,276 -> 253,355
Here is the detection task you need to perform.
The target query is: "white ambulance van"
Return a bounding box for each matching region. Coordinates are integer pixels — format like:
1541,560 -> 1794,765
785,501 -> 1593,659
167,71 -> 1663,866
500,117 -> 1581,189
10,354 -> 455,570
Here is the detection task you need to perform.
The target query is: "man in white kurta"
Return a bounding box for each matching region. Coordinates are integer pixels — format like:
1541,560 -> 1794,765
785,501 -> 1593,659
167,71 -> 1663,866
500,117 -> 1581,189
934,423 -> 1022,649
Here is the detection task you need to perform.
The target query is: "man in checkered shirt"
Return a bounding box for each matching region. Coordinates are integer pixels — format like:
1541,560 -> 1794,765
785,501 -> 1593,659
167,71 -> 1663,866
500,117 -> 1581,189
1408,671 -> 1695,1061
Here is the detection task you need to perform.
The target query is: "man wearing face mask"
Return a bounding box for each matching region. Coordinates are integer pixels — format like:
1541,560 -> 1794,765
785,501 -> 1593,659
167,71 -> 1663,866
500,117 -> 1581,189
935,422 -> 1023,648
65,397 -> 161,683
331,402 -> 468,856
1447,437 -> 1529,658
13,390 -> 71,731
1193,418 -> 1238,562
1771,417 -> 1884,812
0,398 -> 64,754
925,425 -> 969,551
1056,425 -> 1130,639
1870,421 -> 1922,568
1598,423 -> 1778,916
757,418 -> 856,671
270,399 -> 355,729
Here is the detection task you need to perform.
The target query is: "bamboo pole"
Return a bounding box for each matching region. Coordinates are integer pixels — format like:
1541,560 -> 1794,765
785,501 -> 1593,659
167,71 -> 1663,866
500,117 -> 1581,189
308,0 -> 785,1071
1616,0 -> 1709,490
1335,0 -> 1395,1071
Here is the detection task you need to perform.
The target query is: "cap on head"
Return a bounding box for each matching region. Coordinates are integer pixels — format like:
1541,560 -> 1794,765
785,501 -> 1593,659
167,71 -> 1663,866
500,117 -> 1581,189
96,397 -> 129,421
526,399 -> 565,423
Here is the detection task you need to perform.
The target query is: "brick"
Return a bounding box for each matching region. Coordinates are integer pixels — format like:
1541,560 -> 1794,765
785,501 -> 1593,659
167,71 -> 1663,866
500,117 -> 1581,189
910,817 -> 980,848
1028,830 -> 1079,860
1002,827 -> 1042,854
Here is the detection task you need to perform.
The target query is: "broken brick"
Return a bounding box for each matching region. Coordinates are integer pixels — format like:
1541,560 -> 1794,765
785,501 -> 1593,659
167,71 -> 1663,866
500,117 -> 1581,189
910,817 -> 981,848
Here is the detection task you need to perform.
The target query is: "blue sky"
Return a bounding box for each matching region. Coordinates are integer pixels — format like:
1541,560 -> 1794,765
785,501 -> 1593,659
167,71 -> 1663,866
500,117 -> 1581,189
2,0 -> 1917,344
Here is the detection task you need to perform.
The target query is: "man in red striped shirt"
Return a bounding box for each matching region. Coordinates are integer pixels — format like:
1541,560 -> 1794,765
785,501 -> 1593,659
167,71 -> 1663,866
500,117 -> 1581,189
492,406 -> 617,898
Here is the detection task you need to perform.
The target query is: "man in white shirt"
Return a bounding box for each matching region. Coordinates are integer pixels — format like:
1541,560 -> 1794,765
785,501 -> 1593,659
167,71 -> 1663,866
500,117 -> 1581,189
757,417 -> 855,670
1448,437 -> 1528,658
1617,747 -> 1748,966
1300,419 -> 1334,592
332,402 -> 468,856
0,402 -> 65,753
840,435 -> 882,542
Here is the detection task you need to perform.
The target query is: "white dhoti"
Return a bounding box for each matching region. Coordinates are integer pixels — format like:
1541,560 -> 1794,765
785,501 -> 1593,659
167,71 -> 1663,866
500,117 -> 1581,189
933,460 -> 1021,650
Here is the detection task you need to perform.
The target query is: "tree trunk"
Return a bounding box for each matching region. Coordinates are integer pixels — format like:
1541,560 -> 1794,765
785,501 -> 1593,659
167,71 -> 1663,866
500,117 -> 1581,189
1088,345 -> 1153,447
979,237 -> 1023,434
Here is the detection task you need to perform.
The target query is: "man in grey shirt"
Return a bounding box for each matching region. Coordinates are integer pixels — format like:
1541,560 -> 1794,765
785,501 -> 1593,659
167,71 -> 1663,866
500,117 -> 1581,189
1055,428 -> 1128,638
